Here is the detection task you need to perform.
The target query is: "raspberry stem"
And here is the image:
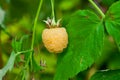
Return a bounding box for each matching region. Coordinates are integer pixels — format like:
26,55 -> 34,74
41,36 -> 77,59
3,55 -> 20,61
31,0 -> 43,51
24,0 -> 43,77
88,0 -> 105,18
30,0 -> 43,69
51,0 -> 55,22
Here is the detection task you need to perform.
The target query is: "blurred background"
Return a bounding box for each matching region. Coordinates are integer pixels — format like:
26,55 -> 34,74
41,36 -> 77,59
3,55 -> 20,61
0,0 -> 120,80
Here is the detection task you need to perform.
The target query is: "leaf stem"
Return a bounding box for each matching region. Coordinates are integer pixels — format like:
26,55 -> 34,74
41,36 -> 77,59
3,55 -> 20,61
51,0 -> 55,20
88,0 -> 105,18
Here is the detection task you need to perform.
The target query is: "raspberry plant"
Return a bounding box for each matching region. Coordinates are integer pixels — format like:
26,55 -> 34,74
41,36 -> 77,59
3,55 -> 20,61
0,0 -> 120,80
0,0 -> 43,79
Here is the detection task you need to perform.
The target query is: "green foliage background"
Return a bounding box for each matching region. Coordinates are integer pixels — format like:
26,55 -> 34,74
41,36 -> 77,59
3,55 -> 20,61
0,0 -> 120,80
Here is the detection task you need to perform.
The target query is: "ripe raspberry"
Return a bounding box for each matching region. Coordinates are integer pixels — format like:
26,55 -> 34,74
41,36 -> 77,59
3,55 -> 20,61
42,18 -> 68,53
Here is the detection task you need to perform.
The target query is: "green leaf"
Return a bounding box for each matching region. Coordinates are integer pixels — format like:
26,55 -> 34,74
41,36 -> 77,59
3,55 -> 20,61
12,35 -> 30,53
12,38 -> 22,52
0,51 -> 16,80
90,69 -> 120,80
54,10 -> 104,80
105,1 -> 120,50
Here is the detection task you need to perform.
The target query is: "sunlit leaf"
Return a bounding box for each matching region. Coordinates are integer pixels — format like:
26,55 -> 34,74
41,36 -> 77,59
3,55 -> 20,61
54,10 -> 104,80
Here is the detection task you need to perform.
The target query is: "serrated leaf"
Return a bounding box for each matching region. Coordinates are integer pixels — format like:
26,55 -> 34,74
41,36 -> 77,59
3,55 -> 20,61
54,10 -> 104,80
0,51 -> 16,80
105,1 -> 120,50
90,69 -> 120,80
12,35 -> 30,53
11,35 -> 31,65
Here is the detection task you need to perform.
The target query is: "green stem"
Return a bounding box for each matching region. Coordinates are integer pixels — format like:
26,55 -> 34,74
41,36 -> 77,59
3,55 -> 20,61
30,0 -> 43,67
16,50 -> 33,56
88,0 -> 105,18
51,0 -> 55,20
31,0 -> 43,50
21,0 -> 43,79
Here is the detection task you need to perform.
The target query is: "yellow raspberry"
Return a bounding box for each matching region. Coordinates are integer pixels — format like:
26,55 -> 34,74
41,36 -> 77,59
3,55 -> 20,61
42,27 -> 68,53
